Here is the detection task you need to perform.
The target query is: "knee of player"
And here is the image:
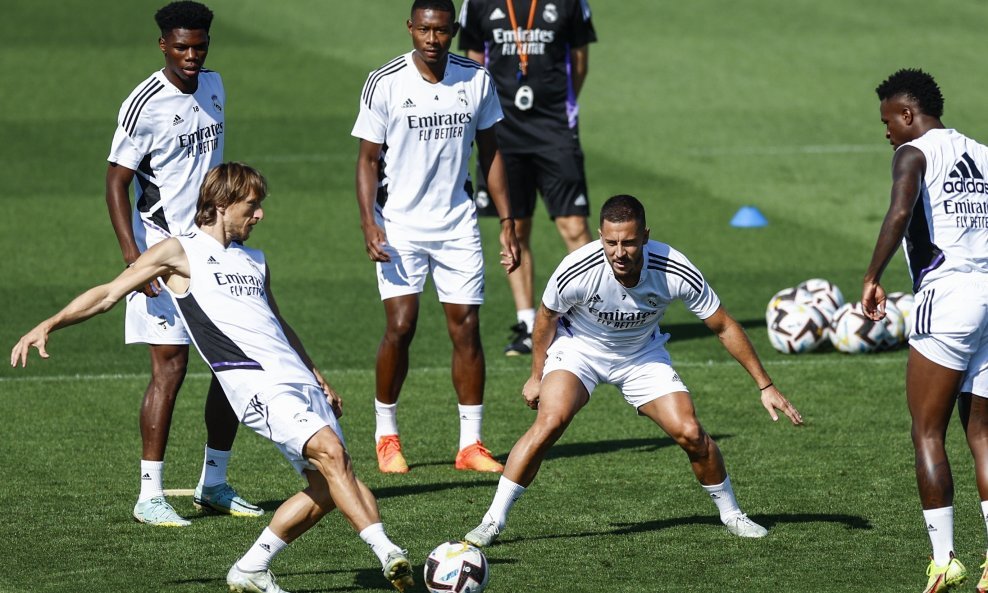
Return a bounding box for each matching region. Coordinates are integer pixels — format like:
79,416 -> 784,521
149,356 -> 189,387
532,411 -> 572,441
305,432 -> 350,476
383,317 -> 418,343
673,421 -> 709,454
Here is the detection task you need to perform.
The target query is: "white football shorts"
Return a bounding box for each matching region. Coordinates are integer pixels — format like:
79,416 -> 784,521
124,289 -> 191,345
543,333 -> 688,409
240,383 -> 346,474
909,273 -> 988,397
376,234 -> 484,304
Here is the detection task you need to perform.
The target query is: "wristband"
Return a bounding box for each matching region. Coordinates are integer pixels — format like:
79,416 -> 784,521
758,382 -> 774,391
499,217 -> 513,224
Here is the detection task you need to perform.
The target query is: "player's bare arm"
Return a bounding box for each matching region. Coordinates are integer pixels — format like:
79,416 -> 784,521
106,162 -> 162,298
569,45 -> 589,98
523,304 -> 562,409
475,126 -> 520,272
862,145 -> 926,320
702,306 -> 803,425
355,139 -> 390,263
264,268 -> 343,417
11,238 -> 188,368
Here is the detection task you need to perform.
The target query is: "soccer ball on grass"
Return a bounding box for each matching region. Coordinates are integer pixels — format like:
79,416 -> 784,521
424,541 -> 489,593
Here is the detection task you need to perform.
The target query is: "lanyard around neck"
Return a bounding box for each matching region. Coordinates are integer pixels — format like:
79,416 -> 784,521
505,0 -> 538,78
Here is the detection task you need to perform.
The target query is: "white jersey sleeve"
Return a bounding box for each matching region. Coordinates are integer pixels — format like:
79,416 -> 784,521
108,76 -> 166,170
651,245 -> 720,320
352,56 -> 399,144
475,69 -> 502,131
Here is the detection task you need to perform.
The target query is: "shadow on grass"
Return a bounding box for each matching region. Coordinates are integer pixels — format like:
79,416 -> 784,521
661,318 -> 766,342
495,511 -> 872,545
171,557 -> 518,592
405,434 -> 715,469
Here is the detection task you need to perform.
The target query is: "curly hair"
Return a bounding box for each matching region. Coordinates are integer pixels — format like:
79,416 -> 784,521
600,195 -> 646,232
195,163 -> 268,227
154,1 -> 214,34
875,68 -> 944,118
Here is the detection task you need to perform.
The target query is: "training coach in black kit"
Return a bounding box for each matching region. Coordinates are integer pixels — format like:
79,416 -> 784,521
459,0 -> 596,356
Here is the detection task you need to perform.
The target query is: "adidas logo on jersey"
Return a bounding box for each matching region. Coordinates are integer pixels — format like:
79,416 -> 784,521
207,256 -> 219,264
944,152 -> 988,195
402,98 -> 416,109
172,114 -> 184,126
489,7 -> 506,20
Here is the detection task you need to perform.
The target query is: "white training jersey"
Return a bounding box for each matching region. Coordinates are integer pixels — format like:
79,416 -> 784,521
901,128 -> 988,291
108,70 -> 225,249
351,51 -> 503,241
543,240 -> 721,354
168,231 -> 315,417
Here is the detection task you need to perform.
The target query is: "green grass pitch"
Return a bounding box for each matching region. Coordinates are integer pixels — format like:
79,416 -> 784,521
2,1 -> 988,591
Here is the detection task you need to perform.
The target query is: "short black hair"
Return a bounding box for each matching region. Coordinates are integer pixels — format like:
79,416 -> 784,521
410,0 -> 456,18
155,1 -> 214,34
600,195 -> 646,231
876,68 -> 944,118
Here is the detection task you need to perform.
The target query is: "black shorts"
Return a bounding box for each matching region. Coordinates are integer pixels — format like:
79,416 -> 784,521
474,147 -> 589,220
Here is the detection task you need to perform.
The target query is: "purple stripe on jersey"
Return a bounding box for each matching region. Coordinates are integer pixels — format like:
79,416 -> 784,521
565,44 -> 578,129
917,252 -> 946,286
211,361 -> 263,370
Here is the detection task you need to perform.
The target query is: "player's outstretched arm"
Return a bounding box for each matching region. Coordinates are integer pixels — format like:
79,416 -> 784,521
10,239 -> 186,368
702,306 -> 803,425
476,126 -> 520,273
264,268 -> 342,417
862,145 -> 925,320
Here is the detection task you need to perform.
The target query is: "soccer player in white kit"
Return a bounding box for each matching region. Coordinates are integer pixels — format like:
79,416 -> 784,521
105,1 -> 259,526
11,163 -> 415,593
863,69 -> 988,593
463,194 -> 804,548
352,0 -> 521,474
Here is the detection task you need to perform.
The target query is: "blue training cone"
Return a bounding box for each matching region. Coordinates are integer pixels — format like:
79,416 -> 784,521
730,205 -> 768,228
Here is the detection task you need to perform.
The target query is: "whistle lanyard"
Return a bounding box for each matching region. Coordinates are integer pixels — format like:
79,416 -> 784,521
505,0 -> 538,79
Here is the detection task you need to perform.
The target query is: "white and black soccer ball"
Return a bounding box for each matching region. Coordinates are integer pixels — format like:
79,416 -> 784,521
765,286 -> 802,323
424,541 -> 489,593
830,302 -> 892,354
796,278 -> 845,319
879,301 -> 906,348
766,301 -> 828,354
887,291 -> 915,340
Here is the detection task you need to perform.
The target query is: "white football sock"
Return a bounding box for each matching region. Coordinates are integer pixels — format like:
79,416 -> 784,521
138,460 -> 164,502
359,522 -> 401,565
236,527 -> 288,573
484,476 -> 527,530
517,308 -> 536,333
199,445 -> 231,488
374,401 -> 399,443
981,500 -> 988,548
458,404 -> 483,450
924,506 -> 955,566
701,476 -> 742,522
